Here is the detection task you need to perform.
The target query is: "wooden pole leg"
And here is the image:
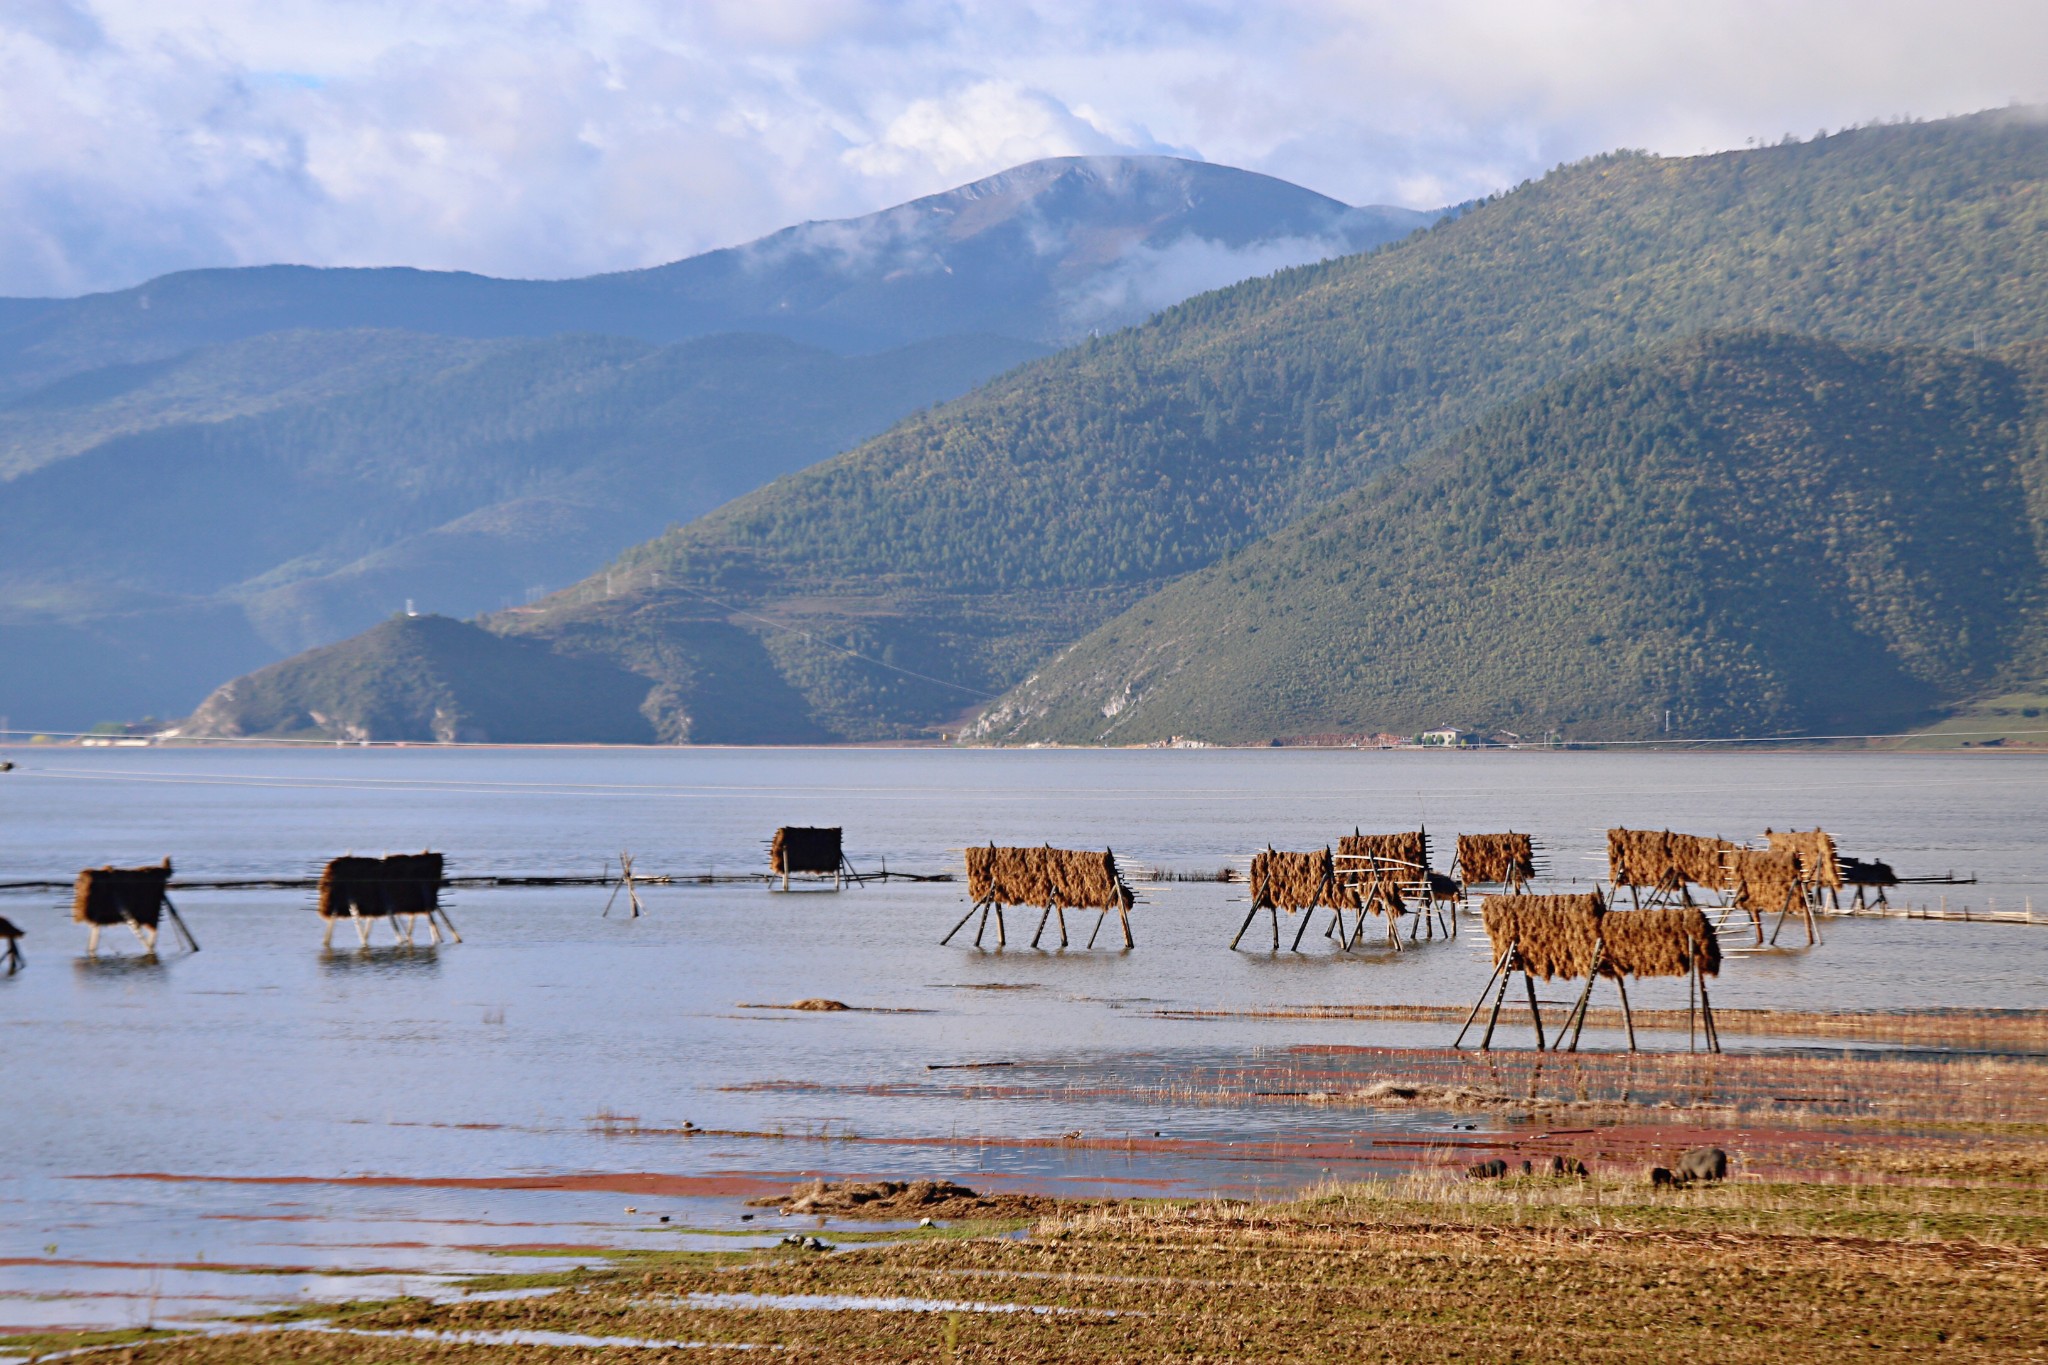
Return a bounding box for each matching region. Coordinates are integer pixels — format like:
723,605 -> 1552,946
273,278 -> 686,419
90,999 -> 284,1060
1688,960 -> 1699,1052
1479,947 -> 1519,1051
941,901 -> 981,945
1556,968 -> 1599,1052
1615,975 -> 1638,1051
1452,952 -> 1509,1049
1229,904 -> 1261,950
1698,970 -> 1722,1053
1522,965 -> 1546,1050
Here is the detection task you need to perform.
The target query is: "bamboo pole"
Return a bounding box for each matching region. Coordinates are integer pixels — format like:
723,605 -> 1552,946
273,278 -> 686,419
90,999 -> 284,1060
1479,946 -> 1519,1051
1687,960 -> 1699,1052
161,895 -> 199,952
1451,949 -> 1509,1049
1698,965 -> 1721,1053
940,902 -> 981,944
1522,965 -> 1546,1050
1555,949 -> 1602,1052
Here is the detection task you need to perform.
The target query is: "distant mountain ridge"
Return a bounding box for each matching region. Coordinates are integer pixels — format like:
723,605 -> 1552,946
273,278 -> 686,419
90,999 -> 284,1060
189,110 -> 2048,747
0,157 -> 1431,396
0,156 -> 1433,729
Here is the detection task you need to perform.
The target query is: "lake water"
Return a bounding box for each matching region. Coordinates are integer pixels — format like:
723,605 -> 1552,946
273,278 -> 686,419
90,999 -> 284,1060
3,746 -> 2045,1335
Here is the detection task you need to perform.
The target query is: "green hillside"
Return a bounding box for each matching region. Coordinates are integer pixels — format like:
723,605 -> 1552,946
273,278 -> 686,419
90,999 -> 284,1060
184,614 -> 662,744
197,111 -> 2048,744
494,111 -> 2048,741
970,332 -> 2048,744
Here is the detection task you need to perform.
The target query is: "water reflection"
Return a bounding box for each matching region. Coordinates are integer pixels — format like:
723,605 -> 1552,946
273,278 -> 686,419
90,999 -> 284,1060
317,944 -> 442,977
2,746 -> 2044,1325
71,951 -> 167,980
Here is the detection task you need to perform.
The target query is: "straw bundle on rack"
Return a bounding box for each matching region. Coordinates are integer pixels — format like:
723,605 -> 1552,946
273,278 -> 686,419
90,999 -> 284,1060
72,860 -> 172,927
1725,848 -> 1803,912
1357,877 -> 1405,919
1605,828 -> 1669,887
1457,833 -> 1534,885
1480,892 -> 1604,979
381,852 -> 444,916
1338,831 -> 1429,872
1765,828 -> 1843,889
316,853 -> 443,920
1249,847 -> 1340,911
1610,829 -> 1739,889
770,827 -> 842,876
1597,908 -> 1721,979
1841,857 -> 1898,887
964,845 -> 1133,911
318,856 -> 387,919
1668,833 -> 1740,890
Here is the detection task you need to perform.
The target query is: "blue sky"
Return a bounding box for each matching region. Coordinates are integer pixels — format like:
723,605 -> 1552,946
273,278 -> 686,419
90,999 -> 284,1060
3,0 -> 2043,296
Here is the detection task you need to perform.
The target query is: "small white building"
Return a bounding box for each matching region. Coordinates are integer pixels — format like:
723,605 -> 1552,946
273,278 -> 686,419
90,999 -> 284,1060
1419,726 -> 1471,747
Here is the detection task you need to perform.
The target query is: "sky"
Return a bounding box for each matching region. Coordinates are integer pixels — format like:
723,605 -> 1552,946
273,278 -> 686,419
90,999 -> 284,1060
3,0 -> 2044,297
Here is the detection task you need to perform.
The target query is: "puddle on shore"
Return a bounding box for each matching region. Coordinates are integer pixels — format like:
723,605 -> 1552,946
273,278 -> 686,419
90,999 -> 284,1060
662,1291 -> 1125,1316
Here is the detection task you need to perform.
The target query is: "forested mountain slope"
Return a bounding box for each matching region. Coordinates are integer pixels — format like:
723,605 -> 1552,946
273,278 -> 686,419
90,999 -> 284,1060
969,332 -> 2048,744
195,111 -> 2048,744
185,613 -> 663,745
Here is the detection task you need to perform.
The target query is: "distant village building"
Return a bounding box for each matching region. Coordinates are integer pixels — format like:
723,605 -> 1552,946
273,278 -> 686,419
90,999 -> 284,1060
1419,726 -> 1473,747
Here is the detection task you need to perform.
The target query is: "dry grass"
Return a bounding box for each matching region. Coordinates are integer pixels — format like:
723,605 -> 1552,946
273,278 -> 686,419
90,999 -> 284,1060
1249,847 -> 1347,911
1598,906 -> 1720,978
1480,892 -> 1604,978
964,845 -> 1133,911
770,826 -> 841,876
72,860 -> 172,927
1456,833 -> 1535,886
1767,828 -> 1844,889
65,1154 -> 2048,1364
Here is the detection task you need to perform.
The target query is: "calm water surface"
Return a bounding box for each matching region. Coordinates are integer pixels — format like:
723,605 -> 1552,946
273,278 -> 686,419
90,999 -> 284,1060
3,746 -> 2045,1333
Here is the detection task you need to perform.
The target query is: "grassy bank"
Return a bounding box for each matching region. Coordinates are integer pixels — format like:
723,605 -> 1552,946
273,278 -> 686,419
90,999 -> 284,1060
19,1147 -> 2046,1364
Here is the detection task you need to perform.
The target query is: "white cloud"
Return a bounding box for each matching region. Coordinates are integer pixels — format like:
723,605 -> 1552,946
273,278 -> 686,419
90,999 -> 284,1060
844,79 -> 1138,181
0,0 -> 2043,295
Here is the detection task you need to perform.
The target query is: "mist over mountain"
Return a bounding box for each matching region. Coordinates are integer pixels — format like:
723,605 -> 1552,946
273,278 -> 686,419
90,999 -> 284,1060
0,157 -> 1431,397
0,156 -> 1430,730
